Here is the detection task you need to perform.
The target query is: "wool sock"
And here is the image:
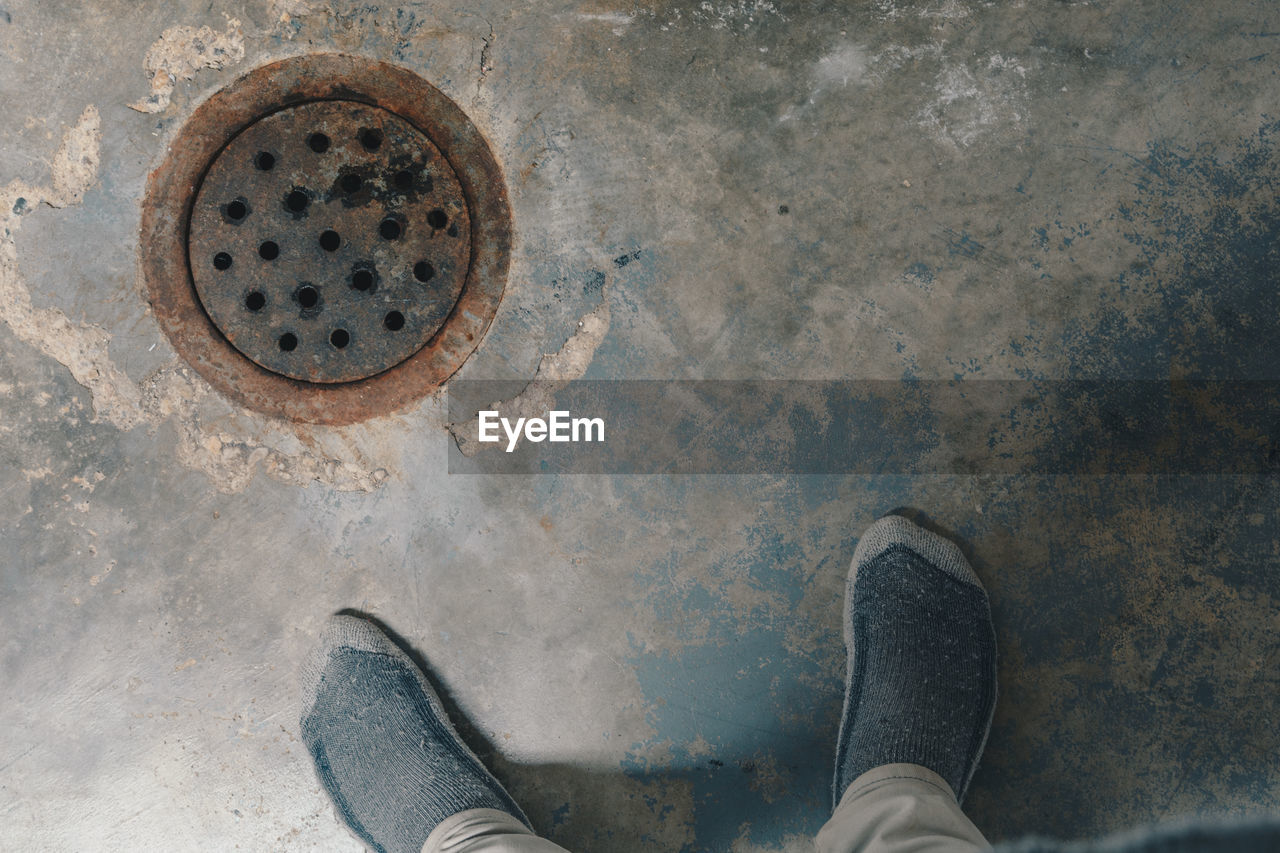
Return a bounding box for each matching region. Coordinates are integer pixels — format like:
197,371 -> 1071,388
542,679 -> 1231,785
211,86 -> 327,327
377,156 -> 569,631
300,615 -> 530,853
833,514 -> 998,806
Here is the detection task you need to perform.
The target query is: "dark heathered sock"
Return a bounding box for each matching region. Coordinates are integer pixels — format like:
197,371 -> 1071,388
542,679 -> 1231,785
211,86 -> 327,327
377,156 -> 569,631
833,514 -> 998,807
300,615 -> 529,853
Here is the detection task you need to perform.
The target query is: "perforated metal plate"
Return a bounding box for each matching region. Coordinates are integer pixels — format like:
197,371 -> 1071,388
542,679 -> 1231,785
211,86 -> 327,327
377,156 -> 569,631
189,100 -> 471,383
141,54 -> 511,424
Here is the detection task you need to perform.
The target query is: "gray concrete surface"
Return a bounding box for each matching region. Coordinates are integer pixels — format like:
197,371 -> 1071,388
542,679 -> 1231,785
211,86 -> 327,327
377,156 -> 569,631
2,1 -> 1279,850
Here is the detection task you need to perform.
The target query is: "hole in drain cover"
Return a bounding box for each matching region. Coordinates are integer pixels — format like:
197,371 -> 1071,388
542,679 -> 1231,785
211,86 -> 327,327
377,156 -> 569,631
141,55 -> 511,424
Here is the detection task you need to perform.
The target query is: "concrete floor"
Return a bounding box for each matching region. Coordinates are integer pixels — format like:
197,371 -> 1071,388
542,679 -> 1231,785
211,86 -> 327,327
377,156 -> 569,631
3,1 -> 1280,850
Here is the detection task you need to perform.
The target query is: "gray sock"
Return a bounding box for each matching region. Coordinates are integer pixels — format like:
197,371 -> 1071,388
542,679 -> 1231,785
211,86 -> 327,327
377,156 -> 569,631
833,514 -> 998,807
299,615 -> 530,853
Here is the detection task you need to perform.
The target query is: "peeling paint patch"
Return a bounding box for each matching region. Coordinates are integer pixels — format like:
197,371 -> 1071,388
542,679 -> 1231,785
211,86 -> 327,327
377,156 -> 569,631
780,42 -> 869,123
128,19 -> 245,114
691,1 -> 786,30
874,0 -> 972,22
1028,119 -> 1280,382
270,0 -> 323,39
916,54 -> 1030,149
0,107 -> 391,494
575,11 -> 636,35
271,0 -> 316,24
141,367 -> 390,493
0,107 -> 145,431
450,294 -> 611,456
644,1 -> 786,33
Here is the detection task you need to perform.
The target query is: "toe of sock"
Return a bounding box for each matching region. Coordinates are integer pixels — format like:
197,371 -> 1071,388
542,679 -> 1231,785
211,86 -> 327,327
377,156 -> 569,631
851,514 -> 983,589
847,515 -> 984,649
300,615 -> 414,722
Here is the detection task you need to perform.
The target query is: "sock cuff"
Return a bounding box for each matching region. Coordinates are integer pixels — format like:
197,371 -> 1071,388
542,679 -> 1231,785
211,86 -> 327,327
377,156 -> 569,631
850,514 -> 984,591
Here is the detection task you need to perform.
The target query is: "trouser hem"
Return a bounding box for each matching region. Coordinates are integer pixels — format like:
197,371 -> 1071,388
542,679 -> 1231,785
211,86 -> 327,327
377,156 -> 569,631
816,763 -> 991,853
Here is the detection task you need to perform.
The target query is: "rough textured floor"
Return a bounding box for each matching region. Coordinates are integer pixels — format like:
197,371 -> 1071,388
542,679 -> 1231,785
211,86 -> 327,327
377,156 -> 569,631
3,1 -> 1279,850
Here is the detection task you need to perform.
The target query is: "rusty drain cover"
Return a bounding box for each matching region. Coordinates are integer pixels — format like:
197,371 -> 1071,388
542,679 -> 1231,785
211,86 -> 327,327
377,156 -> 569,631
190,100 -> 471,383
141,55 -> 511,424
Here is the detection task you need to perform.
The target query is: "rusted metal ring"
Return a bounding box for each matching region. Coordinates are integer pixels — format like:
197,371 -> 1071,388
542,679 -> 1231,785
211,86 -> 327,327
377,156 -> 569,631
141,54 -> 511,425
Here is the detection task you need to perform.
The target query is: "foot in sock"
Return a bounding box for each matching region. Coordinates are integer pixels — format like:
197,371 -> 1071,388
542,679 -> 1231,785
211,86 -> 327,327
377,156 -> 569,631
300,615 -> 530,853
833,514 -> 998,806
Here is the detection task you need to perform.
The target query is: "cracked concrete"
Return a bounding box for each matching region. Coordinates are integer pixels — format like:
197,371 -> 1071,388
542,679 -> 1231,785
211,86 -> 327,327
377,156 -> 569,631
128,19 -> 246,114
0,109 -> 391,494
3,0 -> 1280,850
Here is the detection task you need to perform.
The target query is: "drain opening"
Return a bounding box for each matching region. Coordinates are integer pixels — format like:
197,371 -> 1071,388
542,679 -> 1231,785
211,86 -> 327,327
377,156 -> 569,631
285,189 -> 309,213
224,199 -> 249,221
359,128 -> 383,151
378,217 -> 402,240
296,284 -> 320,309
142,55 -> 511,423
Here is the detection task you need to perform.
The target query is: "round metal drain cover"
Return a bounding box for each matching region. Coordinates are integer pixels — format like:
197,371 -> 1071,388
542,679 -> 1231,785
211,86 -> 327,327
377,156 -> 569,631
191,101 -> 471,383
141,55 -> 510,423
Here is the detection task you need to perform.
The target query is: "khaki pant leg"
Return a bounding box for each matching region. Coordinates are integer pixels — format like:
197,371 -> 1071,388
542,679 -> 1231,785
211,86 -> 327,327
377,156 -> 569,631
421,809 -> 573,853
815,764 -> 991,853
